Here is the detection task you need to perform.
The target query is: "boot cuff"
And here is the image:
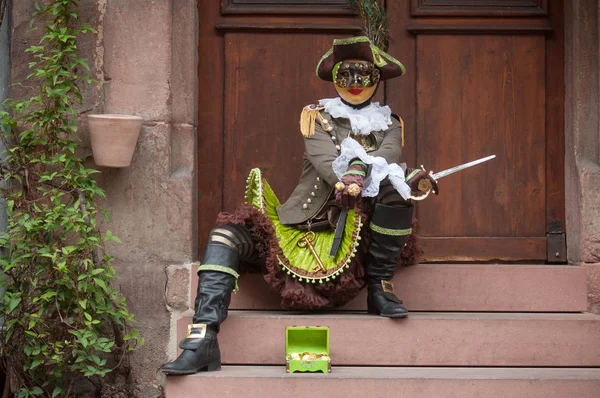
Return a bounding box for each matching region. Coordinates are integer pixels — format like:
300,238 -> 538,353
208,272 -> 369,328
199,243 -> 240,274
370,203 -> 414,234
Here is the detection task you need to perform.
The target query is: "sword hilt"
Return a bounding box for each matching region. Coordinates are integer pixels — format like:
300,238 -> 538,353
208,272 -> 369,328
406,155 -> 496,201
407,165 -> 433,201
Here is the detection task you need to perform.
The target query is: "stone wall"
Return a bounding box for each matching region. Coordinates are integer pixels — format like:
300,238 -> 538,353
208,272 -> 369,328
97,2 -> 197,395
9,1 -> 197,396
564,0 -> 600,313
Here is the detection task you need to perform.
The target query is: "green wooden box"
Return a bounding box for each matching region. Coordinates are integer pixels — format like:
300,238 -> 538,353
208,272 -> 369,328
285,326 -> 331,374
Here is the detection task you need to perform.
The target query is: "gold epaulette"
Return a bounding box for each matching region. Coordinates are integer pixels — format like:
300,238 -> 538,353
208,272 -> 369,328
300,104 -> 330,138
400,116 -> 405,147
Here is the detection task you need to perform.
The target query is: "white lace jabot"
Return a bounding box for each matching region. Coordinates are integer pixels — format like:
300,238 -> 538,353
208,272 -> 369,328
318,97 -> 392,136
332,137 -> 411,199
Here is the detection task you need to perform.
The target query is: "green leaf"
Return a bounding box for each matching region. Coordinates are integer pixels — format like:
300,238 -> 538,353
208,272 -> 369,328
40,291 -> 57,301
8,296 -> 22,313
61,245 -> 76,255
30,358 -> 43,369
52,387 -> 63,398
93,277 -> 108,292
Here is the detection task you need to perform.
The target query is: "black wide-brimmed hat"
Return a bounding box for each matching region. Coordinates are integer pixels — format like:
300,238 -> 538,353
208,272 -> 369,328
316,36 -> 406,82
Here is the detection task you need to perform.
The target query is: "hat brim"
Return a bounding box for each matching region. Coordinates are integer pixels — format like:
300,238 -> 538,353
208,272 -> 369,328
316,36 -> 406,82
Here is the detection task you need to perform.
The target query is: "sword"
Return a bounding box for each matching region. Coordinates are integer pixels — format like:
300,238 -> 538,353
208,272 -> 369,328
432,154 -> 496,180
408,154 -> 496,200
329,154 -> 496,257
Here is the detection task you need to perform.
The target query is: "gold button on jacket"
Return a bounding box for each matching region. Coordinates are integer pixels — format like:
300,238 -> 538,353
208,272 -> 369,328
276,111 -> 403,225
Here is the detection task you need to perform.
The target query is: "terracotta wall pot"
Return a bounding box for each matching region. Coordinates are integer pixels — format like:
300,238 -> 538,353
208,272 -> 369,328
88,114 -> 143,167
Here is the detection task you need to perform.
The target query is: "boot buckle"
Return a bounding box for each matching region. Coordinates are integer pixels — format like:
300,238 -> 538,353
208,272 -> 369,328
381,280 -> 395,294
187,324 -> 207,339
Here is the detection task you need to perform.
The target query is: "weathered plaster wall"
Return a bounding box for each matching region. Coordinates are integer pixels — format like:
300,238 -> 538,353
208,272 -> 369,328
9,0 -> 197,396
564,0 -> 600,313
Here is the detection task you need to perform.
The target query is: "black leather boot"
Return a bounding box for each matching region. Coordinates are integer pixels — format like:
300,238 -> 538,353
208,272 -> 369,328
161,243 -> 239,375
365,203 -> 414,318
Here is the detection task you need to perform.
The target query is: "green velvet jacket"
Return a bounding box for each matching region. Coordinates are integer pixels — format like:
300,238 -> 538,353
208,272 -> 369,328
276,110 -> 403,225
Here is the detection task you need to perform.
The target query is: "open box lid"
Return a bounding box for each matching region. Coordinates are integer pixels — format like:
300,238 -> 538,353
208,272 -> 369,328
285,326 -> 330,356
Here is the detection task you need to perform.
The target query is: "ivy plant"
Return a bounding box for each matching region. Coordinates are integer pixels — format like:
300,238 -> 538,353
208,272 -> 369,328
0,1 -> 141,396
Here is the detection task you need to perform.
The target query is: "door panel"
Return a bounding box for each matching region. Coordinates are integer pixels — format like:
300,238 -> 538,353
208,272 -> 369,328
223,33 -> 340,211
387,0 -> 564,261
410,0 -> 548,17
222,0 -> 352,15
417,34 -> 546,237
197,0 -> 564,262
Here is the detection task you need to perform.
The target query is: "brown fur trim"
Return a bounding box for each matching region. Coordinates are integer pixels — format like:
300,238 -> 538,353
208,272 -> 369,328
215,205 -> 367,310
400,217 -> 423,267
213,205 -> 422,309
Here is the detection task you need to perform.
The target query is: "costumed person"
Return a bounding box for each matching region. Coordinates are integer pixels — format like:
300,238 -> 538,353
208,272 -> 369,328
162,1 -> 439,375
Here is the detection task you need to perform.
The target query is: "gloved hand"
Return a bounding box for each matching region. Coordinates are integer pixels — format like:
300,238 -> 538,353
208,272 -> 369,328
405,167 -> 439,197
335,159 -> 367,210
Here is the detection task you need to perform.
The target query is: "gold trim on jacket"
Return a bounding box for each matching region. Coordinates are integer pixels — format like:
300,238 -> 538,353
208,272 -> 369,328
276,110 -> 403,226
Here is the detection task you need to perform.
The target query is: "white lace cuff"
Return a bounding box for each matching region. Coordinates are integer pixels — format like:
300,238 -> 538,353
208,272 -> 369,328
332,138 -> 411,199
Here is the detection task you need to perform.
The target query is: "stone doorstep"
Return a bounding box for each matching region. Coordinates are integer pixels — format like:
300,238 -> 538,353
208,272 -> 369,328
186,264 -> 588,312
177,311 -> 600,367
166,366 -> 600,398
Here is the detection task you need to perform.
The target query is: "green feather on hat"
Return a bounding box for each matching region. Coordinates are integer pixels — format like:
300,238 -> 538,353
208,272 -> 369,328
316,0 -> 406,82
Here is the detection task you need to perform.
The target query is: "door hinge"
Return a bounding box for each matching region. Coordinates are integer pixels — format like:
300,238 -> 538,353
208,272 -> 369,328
547,221 -> 566,263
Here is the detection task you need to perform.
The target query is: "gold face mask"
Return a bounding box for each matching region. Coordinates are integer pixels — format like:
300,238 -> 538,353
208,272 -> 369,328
334,60 -> 380,88
333,59 -> 379,105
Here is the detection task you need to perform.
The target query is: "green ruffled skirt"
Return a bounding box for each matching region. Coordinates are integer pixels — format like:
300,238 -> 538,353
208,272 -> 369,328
213,168 -> 366,309
245,168 -> 364,284
215,168 -> 420,309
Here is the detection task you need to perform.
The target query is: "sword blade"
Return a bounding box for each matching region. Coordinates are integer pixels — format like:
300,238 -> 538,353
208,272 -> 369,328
431,155 -> 496,180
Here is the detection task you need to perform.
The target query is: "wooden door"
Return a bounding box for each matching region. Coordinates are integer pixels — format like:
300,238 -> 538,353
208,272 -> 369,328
197,0 -> 564,263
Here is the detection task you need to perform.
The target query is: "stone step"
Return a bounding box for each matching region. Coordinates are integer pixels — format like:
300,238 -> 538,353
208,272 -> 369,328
177,311 -> 600,367
166,366 -> 600,398
219,264 -> 586,312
